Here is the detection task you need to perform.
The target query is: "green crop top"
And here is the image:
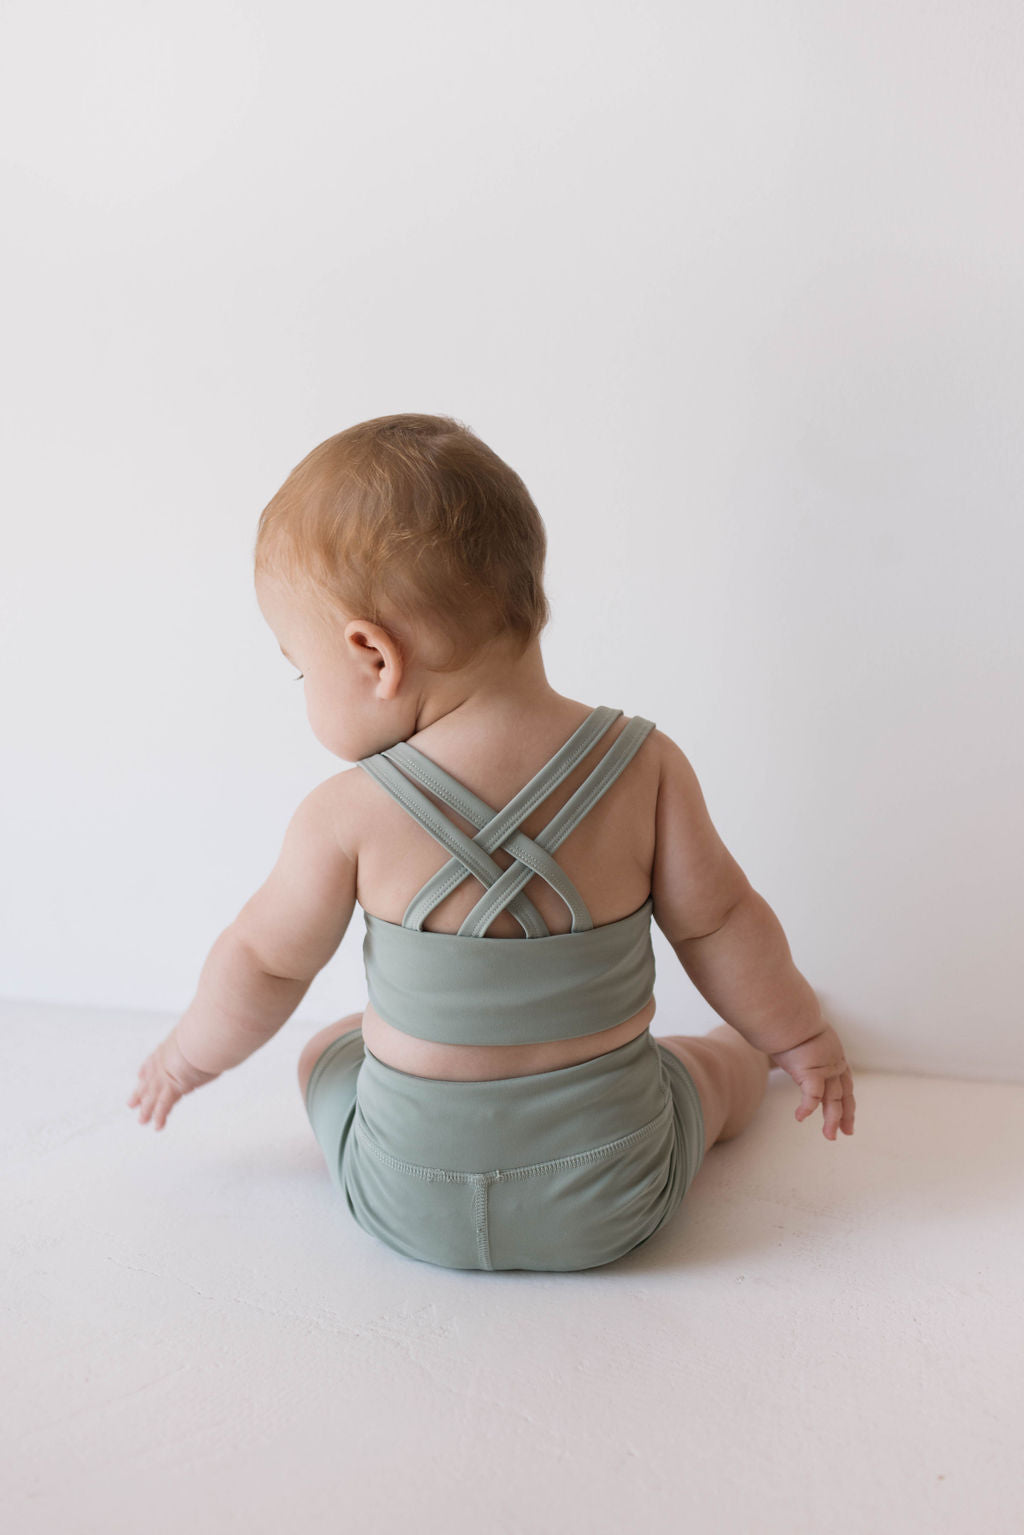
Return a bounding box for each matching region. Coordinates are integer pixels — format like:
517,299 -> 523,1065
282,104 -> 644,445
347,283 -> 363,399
356,705 -> 657,1046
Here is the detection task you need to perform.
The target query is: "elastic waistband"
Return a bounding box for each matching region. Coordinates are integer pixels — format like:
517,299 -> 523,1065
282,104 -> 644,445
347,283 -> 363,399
354,1028 -> 672,1172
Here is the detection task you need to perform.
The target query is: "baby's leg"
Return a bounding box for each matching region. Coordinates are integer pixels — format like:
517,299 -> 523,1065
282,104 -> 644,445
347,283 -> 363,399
297,1011 -> 364,1103
659,1025 -> 770,1158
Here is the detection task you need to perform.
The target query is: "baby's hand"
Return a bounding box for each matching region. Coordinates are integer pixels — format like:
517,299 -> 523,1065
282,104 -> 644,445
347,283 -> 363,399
769,1022 -> 856,1141
127,1030 -> 220,1131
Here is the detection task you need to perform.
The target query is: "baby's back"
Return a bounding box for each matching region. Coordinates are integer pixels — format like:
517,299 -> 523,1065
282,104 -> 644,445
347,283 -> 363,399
337,695 -> 666,1081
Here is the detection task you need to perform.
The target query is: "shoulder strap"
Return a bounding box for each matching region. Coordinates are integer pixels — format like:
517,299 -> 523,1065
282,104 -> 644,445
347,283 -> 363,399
357,706 -> 621,933
358,707 -> 655,939
384,705 -> 621,932
456,715 -> 656,937
357,752 -> 548,936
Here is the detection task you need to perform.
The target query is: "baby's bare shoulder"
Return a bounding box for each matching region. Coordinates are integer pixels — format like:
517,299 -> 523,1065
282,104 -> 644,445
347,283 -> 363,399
646,726 -> 751,945
644,725 -> 696,792
307,766 -> 372,865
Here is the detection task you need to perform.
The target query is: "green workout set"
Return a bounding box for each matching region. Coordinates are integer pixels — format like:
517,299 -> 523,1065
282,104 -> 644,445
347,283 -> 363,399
304,706 -> 705,1271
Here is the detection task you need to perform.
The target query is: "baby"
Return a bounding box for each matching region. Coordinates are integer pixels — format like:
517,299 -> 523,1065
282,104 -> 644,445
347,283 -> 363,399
128,413 -> 855,1272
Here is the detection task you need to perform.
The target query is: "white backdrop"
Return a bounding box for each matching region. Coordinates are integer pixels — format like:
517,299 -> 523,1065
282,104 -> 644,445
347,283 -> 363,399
1,1 -> 1021,1080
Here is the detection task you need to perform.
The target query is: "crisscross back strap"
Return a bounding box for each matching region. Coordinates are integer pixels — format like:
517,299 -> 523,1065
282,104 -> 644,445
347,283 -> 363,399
357,706 -> 656,938
357,752 -> 550,937
456,714 -> 656,937
382,705 -> 622,932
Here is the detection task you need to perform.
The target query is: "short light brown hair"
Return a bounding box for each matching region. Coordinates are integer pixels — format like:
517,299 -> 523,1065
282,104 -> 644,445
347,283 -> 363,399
254,413 -> 550,672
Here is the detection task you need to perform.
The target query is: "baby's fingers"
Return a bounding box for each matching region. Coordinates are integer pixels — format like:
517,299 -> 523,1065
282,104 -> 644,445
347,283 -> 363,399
821,1076 -> 846,1140
794,1070 -> 825,1124
134,1086 -> 156,1125
838,1068 -> 856,1136
127,1055 -> 158,1112
151,1086 -> 176,1132
131,1081 -> 167,1128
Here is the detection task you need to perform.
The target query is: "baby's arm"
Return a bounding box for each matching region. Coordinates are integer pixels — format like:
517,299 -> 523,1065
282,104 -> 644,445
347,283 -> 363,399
650,732 -> 855,1138
128,775 -> 359,1129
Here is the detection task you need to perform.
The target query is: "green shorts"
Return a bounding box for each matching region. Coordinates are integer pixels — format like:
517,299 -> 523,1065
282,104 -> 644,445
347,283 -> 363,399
303,1026 -> 705,1272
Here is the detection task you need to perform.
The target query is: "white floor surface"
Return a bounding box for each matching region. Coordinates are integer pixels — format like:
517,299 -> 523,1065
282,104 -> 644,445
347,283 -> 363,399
3,998 -> 1022,1535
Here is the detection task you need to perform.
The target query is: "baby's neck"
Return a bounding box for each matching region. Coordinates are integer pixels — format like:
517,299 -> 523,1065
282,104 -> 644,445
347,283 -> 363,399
407,637 -> 560,744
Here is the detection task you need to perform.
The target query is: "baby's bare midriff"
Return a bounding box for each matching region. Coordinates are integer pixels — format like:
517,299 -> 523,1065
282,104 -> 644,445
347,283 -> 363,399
350,704 -> 662,1083
360,995 -> 658,1081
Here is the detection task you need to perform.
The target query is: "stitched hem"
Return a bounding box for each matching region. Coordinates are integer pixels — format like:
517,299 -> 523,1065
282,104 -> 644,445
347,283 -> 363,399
352,1094 -> 675,1184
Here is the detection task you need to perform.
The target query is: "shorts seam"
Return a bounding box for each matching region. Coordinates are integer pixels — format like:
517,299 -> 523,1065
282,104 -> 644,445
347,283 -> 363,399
353,1094 -> 675,1183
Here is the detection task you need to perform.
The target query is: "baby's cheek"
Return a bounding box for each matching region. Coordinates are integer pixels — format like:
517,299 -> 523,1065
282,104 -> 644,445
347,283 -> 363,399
307,702 -> 354,761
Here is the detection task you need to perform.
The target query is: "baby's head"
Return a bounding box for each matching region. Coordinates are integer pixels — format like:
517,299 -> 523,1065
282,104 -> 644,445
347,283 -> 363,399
253,413 -> 551,760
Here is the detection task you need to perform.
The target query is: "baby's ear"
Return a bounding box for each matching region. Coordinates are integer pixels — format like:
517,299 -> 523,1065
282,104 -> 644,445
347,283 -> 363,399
344,617 -> 390,659
345,618 -> 407,697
